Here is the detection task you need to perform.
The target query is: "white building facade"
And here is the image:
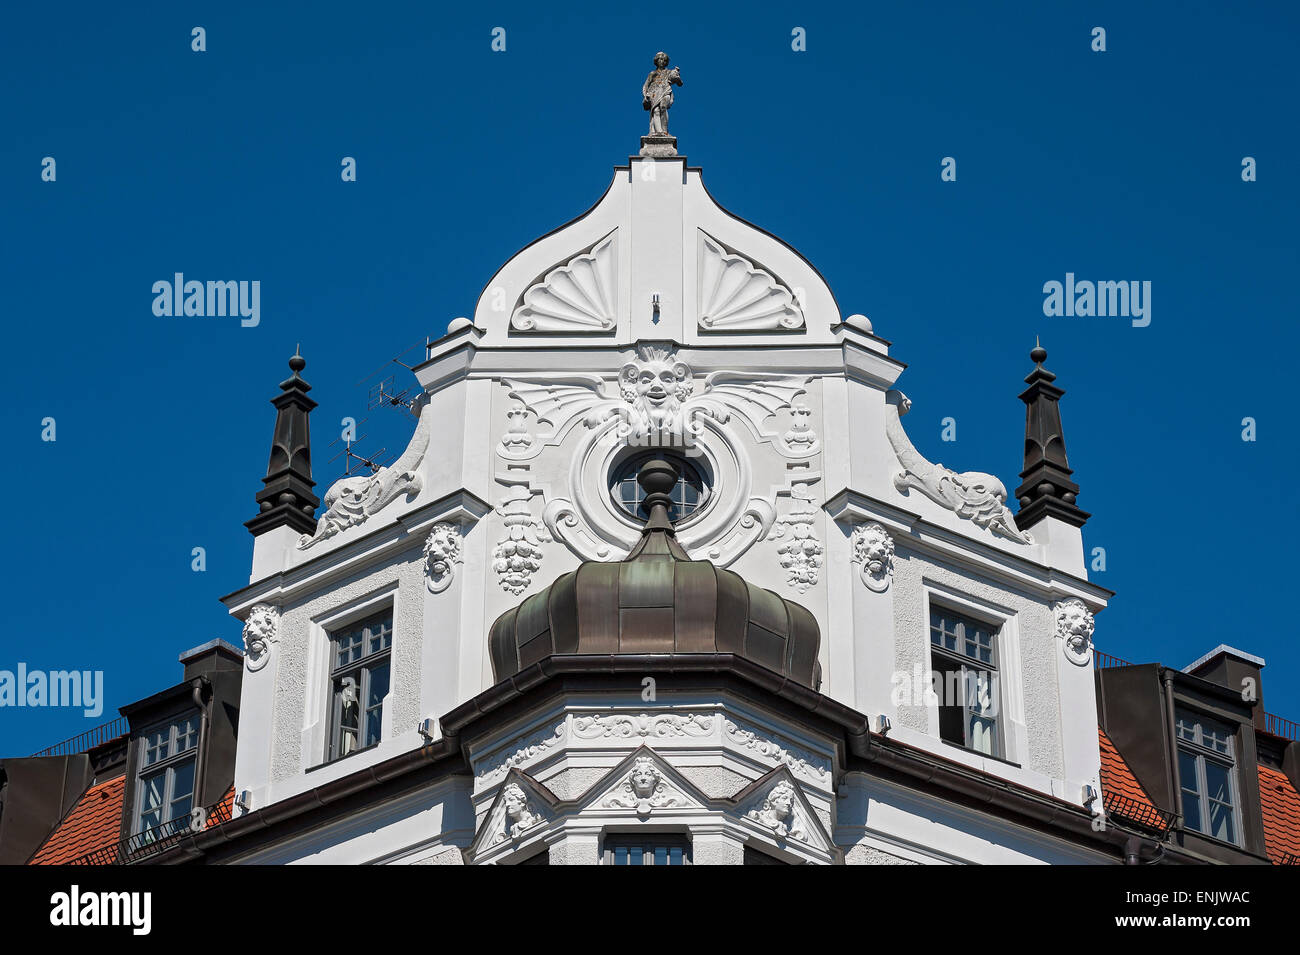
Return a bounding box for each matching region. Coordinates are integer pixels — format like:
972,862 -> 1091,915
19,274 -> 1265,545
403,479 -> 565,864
217,128 -> 1120,865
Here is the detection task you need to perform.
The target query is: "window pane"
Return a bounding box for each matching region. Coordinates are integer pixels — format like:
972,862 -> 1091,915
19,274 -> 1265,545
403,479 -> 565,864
363,661 -> 389,748
969,715 -> 997,755
629,846 -> 644,865
1182,790 -> 1203,833
336,676 -> 360,757
1204,761 -> 1233,807
367,618 -> 392,655
140,772 -> 165,812
174,716 -> 199,754
1178,751 -> 1200,795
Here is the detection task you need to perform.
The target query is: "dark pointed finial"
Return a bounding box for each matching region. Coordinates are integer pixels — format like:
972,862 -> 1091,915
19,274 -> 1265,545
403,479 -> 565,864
246,349 -> 321,537
1014,342 -> 1089,530
637,458 -> 679,533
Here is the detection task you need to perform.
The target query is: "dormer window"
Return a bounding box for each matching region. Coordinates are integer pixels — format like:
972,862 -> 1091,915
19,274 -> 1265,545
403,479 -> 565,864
930,607 -> 1000,757
135,713 -> 200,839
1175,708 -> 1241,845
328,610 -> 392,761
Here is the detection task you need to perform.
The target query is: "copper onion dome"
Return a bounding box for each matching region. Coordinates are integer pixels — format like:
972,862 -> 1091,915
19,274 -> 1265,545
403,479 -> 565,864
488,459 -> 822,689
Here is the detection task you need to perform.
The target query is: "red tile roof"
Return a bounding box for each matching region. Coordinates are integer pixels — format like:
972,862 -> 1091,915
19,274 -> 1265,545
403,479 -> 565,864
1098,726 -> 1170,833
29,776 -> 125,865
1257,765 -> 1300,865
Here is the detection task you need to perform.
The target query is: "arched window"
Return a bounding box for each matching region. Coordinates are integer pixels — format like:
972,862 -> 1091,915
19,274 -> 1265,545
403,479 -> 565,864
609,452 -> 709,523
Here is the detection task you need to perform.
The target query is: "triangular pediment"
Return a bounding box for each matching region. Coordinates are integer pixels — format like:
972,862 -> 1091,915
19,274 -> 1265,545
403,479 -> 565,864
731,765 -> 833,853
469,769 -> 558,857
579,745 -> 707,818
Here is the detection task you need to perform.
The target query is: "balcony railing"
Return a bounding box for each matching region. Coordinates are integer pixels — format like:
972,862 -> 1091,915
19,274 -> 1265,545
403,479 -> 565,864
1093,650 -> 1134,670
30,717 -> 129,757
1262,712 -> 1299,741
69,792 -> 234,866
1103,791 -> 1174,834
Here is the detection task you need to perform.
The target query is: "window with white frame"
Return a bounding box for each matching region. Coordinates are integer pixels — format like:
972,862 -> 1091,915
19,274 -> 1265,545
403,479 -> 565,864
135,713 -> 200,838
929,606 -> 1001,757
328,610 -> 392,761
1175,707 -> 1241,845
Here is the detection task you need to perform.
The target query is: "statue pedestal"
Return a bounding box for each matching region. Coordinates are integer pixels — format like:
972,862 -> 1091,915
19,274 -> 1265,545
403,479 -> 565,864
639,134 -> 678,158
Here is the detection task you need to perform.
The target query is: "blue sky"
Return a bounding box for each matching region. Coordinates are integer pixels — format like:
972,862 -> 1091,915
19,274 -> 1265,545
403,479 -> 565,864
2,2 -> 1297,754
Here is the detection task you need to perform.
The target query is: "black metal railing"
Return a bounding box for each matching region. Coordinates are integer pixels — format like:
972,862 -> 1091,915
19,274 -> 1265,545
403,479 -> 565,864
69,793 -> 234,866
1093,650 -> 1135,670
30,717 -> 129,758
1103,790 -> 1174,834
1262,711 -> 1299,742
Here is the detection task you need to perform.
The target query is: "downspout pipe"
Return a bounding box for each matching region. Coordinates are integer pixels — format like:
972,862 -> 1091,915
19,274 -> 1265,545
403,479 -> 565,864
191,677 -> 210,813
1163,668 -> 1183,827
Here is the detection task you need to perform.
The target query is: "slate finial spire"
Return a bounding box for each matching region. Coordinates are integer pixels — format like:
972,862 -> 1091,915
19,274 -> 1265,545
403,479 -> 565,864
1013,343 -> 1089,529
245,348 -> 321,537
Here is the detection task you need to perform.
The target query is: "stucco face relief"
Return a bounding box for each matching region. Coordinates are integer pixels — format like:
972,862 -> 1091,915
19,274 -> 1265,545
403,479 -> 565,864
852,522 -> 895,593
423,522 -> 462,593
242,604 -> 280,672
1055,598 -> 1095,666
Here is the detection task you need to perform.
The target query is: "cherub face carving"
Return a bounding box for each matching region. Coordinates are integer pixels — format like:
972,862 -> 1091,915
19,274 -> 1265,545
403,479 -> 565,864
620,346 -> 693,427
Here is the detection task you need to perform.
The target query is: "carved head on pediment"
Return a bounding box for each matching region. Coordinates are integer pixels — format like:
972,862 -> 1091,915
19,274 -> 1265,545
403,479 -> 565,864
629,756 -> 662,799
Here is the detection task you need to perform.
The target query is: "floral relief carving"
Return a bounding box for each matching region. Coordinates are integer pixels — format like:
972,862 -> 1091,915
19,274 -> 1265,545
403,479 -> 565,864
723,719 -> 830,782
1055,598 -> 1095,666
571,712 -> 715,740
771,482 -> 823,593
851,521 -> 895,593
476,720 -> 567,784
492,487 -> 551,595
782,401 -> 819,454
498,401 -> 535,456
241,604 -> 280,673
423,522 -> 462,593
